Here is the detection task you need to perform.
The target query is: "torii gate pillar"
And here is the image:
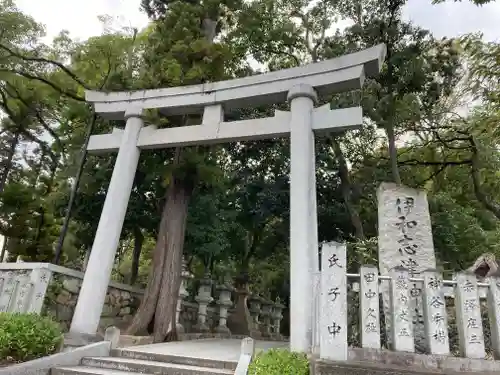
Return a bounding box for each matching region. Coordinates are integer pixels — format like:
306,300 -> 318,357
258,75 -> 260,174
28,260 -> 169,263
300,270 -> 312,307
70,108 -> 144,335
288,84 -> 319,351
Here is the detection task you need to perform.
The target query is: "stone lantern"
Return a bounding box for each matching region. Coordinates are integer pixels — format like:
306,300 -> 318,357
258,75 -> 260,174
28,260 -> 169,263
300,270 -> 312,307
259,299 -> 274,338
215,278 -> 234,335
176,257 -> 193,333
194,273 -> 213,332
248,295 -> 264,338
272,300 -> 285,340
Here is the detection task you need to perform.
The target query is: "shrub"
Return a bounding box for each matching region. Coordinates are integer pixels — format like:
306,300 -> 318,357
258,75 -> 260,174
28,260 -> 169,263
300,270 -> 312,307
248,348 -> 309,375
0,313 -> 63,362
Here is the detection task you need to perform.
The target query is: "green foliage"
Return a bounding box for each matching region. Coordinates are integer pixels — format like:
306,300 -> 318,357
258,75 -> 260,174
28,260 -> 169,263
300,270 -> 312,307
248,349 -> 309,375
0,313 -> 63,362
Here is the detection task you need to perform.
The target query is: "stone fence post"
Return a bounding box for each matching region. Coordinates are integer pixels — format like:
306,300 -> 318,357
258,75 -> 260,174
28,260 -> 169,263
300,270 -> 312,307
0,264 -> 52,314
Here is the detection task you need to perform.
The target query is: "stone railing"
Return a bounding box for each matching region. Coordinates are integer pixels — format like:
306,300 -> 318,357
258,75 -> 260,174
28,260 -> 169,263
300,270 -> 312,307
316,242 -> 500,369
0,263 -> 142,333
0,263 -> 286,339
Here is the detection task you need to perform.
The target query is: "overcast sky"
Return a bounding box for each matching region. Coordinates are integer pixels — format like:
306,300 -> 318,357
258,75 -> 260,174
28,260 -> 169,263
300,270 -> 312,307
14,0 -> 500,44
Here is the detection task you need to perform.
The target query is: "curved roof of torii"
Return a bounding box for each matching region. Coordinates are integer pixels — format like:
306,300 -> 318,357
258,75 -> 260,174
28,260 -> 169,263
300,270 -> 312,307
85,44 -> 386,119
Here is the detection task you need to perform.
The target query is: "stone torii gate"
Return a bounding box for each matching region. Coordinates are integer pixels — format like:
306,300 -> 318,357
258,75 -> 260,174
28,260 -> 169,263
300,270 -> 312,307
69,44 -> 386,353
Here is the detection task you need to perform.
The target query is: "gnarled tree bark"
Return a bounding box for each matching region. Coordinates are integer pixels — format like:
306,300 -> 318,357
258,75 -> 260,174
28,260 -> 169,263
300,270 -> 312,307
125,147 -> 194,341
130,226 -> 144,285
0,131 -> 19,194
331,137 -> 365,240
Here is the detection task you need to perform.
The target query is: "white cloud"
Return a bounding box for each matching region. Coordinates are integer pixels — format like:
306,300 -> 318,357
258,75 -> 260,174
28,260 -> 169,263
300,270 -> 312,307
15,0 -> 148,42
404,0 -> 500,41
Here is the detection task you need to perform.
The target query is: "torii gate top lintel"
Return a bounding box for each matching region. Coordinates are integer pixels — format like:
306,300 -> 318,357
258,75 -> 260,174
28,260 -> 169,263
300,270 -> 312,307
86,44 -> 386,119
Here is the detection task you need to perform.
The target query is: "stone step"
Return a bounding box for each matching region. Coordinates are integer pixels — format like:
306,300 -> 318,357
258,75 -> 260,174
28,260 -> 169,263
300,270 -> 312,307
111,348 -> 237,370
81,356 -> 233,374
52,367 -> 136,375
54,360 -> 234,375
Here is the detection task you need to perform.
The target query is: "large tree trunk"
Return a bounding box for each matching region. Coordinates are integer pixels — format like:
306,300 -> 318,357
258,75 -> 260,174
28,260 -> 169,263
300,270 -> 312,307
0,132 -> 19,194
331,137 -> 365,240
125,149 -> 193,341
125,199 -> 170,336
0,237 -> 7,262
130,226 -> 144,285
384,35 -> 401,186
153,178 -> 191,342
386,124 -> 401,185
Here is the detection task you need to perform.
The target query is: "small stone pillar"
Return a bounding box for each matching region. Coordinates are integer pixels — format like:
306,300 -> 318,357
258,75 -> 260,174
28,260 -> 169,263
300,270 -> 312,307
272,301 -> 285,340
176,258 -> 193,333
248,295 -> 263,338
194,274 -> 213,332
260,299 -> 273,338
215,280 -> 234,334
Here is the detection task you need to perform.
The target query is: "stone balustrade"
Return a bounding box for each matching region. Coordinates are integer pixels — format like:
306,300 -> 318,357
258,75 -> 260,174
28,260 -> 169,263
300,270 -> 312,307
316,242 -> 500,363
0,263 -> 143,333
0,262 -> 286,339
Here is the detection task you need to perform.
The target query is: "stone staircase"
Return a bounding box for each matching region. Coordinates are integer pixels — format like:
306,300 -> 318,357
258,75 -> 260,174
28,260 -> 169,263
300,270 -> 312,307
52,347 -> 238,375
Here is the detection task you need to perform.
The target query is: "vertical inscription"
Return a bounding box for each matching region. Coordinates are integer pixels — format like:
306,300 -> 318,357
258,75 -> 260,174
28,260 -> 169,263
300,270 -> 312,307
360,265 -> 380,349
422,270 -> 449,355
378,183 -> 436,352
26,268 -> 52,313
12,275 -> 30,313
0,271 -> 15,312
320,242 -> 347,361
395,197 -> 418,273
390,267 -> 414,352
455,272 -> 485,359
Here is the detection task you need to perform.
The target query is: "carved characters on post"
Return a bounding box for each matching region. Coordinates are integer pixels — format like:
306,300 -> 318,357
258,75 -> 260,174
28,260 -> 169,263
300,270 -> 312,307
422,270 -> 449,355
320,242 -> 347,361
27,268 -> 52,313
0,271 -> 15,312
378,183 -> 437,353
360,265 -> 380,348
455,272 -> 486,359
395,197 -> 419,274
390,267 -> 414,352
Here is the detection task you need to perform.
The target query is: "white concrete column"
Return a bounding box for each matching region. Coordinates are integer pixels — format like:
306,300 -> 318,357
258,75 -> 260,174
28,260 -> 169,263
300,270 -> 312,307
309,115 -> 319,274
288,84 -> 318,353
70,107 -> 143,335
309,104 -> 320,353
